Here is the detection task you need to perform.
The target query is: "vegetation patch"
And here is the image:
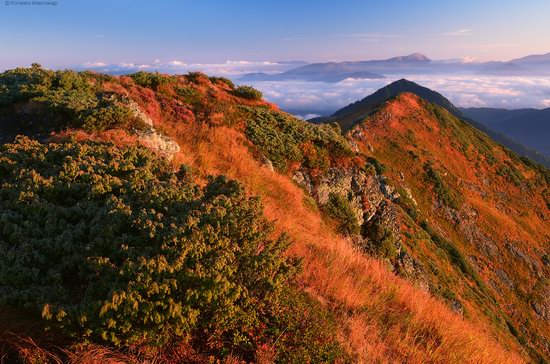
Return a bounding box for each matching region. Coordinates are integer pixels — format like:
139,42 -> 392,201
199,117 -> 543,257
0,65 -> 138,133
0,137 -> 344,361
323,193 -> 360,236
423,161 -> 463,210
243,106 -> 354,172
129,71 -> 173,90
366,156 -> 386,175
232,85 -> 263,100
496,160 -> 525,187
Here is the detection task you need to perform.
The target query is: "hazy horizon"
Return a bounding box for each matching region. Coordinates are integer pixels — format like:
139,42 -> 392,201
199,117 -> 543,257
2,0 -> 550,70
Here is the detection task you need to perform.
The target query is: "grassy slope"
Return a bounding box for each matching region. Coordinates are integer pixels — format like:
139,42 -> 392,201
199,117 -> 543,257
346,92 -> 550,361
0,70 -> 526,363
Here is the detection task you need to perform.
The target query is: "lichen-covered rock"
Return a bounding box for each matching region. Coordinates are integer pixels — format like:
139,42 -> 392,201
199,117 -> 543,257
133,126 -> 180,160
125,101 -> 180,160
293,167 -> 384,226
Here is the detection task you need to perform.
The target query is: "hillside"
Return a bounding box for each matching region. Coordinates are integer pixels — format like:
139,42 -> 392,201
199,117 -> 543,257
0,65 -> 541,363
332,92 -> 550,362
460,107 -> 550,157
318,79 -> 550,167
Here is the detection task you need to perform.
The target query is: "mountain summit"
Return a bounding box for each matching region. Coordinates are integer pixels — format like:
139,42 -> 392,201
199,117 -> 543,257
315,78 -> 550,166
386,52 -> 431,62
317,79 -> 460,130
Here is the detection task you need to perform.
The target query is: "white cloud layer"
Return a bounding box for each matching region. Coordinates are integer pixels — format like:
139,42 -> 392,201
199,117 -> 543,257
80,60 -> 302,76
247,75 -> 550,114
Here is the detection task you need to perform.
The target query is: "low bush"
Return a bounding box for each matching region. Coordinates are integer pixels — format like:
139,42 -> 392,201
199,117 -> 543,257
0,137 -> 347,361
496,161 -> 524,187
0,66 -> 135,133
209,76 -> 235,89
232,85 -> 263,100
323,193 -> 360,236
423,161 -> 463,210
129,71 -> 171,90
366,156 -> 386,175
244,106 -> 354,172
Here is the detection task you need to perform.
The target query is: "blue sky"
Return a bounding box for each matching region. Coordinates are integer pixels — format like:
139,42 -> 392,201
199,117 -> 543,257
1,0 -> 549,69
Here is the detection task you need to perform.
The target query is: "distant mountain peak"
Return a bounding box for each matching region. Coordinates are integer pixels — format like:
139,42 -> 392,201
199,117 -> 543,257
327,78 -> 458,130
387,52 -> 431,62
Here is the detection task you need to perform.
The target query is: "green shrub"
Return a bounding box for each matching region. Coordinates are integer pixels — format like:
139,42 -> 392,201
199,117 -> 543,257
129,71 -> 171,90
366,156 -> 386,175
79,105 -> 135,132
423,162 -> 462,210
496,161 -> 524,187
233,85 -> 263,100
243,107 -> 354,172
175,86 -> 201,105
210,76 -> 235,89
323,193 -> 360,236
364,221 -> 397,259
0,67 -> 135,133
0,137 -> 301,354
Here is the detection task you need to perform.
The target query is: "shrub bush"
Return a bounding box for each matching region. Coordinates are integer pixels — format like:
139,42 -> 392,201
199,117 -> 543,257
0,138 -> 296,349
244,107 -> 354,172
0,67 -> 135,133
423,161 -> 463,210
323,193 -> 360,236
0,137 -> 347,361
129,71 -> 171,90
79,105 -> 134,132
209,76 -> 235,89
232,85 -> 263,100
366,156 -> 386,175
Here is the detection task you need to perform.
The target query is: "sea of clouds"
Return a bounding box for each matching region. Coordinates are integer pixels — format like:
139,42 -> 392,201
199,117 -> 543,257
248,75 -> 550,118
79,60 -> 550,116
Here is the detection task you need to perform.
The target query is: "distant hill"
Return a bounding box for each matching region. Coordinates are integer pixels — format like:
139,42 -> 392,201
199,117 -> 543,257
323,88 -> 550,362
461,107 -> 550,157
315,79 -> 550,167
240,51 -> 550,83
476,62 -> 541,76
239,52 -> 433,82
317,78 -> 459,129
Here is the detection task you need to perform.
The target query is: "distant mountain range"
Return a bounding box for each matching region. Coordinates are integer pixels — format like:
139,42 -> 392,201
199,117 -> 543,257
240,51 -> 550,82
312,79 -> 550,167
460,107 -> 550,157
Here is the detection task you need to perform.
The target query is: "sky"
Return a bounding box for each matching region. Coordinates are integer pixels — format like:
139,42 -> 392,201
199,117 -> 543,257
1,0 -> 550,69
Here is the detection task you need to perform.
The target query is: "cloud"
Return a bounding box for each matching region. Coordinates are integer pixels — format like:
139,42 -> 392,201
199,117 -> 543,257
82,61 -> 108,67
245,75 -> 550,115
461,56 -> 478,63
443,28 -> 474,36
79,59 -> 301,76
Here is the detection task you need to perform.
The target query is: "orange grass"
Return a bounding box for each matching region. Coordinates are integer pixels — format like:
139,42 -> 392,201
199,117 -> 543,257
164,120 -> 524,363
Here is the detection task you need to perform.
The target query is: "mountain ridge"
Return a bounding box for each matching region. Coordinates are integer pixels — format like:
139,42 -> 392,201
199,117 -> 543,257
314,79 -> 550,167
0,66 -> 547,363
